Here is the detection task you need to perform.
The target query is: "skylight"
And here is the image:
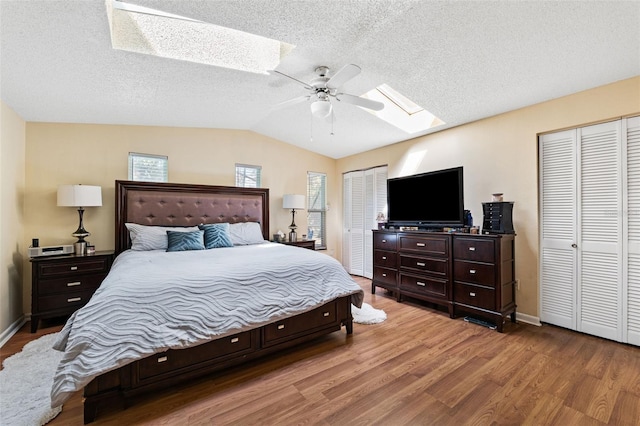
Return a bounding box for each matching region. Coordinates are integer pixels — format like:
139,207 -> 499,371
362,84 -> 444,134
105,0 -> 294,74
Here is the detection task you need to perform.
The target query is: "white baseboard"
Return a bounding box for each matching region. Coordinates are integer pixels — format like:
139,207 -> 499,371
516,312 -> 541,326
0,315 -> 28,348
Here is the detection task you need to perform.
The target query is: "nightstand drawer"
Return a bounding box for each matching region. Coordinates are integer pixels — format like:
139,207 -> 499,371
37,274 -> 105,295
38,257 -> 110,277
37,289 -> 96,311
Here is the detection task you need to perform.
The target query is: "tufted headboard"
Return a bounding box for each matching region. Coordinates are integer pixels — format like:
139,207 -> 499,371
115,180 -> 270,254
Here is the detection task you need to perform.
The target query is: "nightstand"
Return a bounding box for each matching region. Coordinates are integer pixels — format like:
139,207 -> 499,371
276,240 -> 316,250
30,250 -> 114,332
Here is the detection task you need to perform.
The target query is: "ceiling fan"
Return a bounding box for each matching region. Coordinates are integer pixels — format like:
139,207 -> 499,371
270,64 -> 384,119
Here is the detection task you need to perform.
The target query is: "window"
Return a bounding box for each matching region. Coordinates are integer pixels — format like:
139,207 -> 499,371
236,164 -> 262,188
128,153 -> 168,182
307,172 -> 327,249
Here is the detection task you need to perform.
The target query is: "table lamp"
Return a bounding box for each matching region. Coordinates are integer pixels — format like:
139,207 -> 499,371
283,194 -> 305,242
57,184 -> 102,254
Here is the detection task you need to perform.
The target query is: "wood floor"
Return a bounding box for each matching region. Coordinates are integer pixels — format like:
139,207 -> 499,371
2,276 -> 640,425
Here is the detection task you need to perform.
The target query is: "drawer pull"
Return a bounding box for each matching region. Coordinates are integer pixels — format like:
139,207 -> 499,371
382,239 -> 387,243
416,262 -> 426,267
277,324 -> 285,330
417,281 -> 426,287
323,312 -> 330,317
382,273 -> 387,277
469,269 -> 476,274
231,337 -> 239,343
416,243 -> 426,247
70,266 -> 78,271
67,297 -> 81,303
470,292 -> 476,297
157,356 -> 168,363
67,281 -> 81,287
469,247 -> 476,251
382,256 -> 387,260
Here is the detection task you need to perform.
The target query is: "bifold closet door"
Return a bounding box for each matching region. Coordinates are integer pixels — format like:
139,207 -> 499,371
577,121 -> 623,342
540,120 -> 624,342
626,116 -> 640,345
540,129 -> 578,330
343,171 -> 365,276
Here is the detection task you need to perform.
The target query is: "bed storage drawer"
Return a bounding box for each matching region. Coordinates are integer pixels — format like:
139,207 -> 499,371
137,331 -> 255,380
263,301 -> 338,346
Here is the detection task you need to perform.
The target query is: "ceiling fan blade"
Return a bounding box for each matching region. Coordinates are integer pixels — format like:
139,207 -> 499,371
272,95 -> 310,110
336,93 -> 384,111
269,70 -> 314,90
326,64 -> 361,90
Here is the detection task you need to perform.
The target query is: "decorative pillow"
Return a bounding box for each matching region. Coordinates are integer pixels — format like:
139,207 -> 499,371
125,223 -> 199,251
166,230 -> 205,252
228,222 -> 266,245
198,223 -> 233,249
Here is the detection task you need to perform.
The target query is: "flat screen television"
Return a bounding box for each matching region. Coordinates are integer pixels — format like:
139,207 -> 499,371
386,166 -> 464,228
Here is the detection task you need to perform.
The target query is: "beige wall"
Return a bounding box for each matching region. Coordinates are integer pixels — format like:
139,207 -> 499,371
337,76 -> 640,320
0,101 -> 26,336
23,124 -> 339,315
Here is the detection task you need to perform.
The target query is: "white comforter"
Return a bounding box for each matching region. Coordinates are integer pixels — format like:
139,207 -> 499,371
50,243 -> 364,407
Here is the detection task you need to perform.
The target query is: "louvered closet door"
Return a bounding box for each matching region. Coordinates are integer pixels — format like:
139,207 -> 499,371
626,116 -> 640,345
362,167 -> 388,279
578,121 -> 623,341
540,130 -> 578,329
344,171 -> 365,276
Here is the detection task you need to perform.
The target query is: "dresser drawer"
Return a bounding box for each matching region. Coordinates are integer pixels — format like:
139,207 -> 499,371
453,237 -> 495,263
400,254 -> 448,277
400,273 -> 447,298
263,302 -> 337,345
373,267 -> 397,286
38,257 -> 110,278
37,289 -> 96,311
374,232 -> 398,250
374,250 -> 397,268
399,235 -> 449,256
454,283 -> 495,311
454,260 -> 496,286
138,331 -> 255,380
37,274 -> 106,295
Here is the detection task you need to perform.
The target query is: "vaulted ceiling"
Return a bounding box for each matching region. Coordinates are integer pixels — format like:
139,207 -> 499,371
1,1 -> 639,158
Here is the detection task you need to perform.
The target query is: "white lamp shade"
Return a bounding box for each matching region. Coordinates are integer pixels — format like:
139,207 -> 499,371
57,185 -> 103,207
283,194 -> 305,210
310,100 -> 332,118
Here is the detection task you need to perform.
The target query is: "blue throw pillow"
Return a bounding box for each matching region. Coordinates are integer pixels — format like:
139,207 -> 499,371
198,223 -> 233,249
166,230 -> 205,252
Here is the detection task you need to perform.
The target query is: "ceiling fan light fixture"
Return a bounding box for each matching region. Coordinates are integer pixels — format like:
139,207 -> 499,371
310,100 -> 332,118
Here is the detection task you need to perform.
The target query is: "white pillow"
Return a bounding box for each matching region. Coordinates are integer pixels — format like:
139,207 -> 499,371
125,223 -> 199,251
228,222 -> 266,245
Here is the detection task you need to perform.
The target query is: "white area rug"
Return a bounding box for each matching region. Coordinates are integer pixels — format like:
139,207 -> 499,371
0,333 -> 63,426
352,302 -> 387,324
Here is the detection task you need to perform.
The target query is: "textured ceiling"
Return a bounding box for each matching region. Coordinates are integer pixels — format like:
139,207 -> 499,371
1,1 -> 639,159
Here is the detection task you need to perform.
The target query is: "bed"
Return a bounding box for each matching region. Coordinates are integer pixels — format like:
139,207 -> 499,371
50,180 -> 364,423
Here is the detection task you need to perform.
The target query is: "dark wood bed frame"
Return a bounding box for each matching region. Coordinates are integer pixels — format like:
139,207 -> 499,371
83,180 -> 354,423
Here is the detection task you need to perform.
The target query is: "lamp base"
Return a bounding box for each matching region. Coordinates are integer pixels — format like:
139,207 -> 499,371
289,230 -> 297,242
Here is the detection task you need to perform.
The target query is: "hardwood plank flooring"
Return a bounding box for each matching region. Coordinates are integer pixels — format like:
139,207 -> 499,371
2,276 -> 640,425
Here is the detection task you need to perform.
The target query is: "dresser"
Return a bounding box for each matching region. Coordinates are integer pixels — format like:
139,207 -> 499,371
372,230 -> 516,331
30,251 -> 113,332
